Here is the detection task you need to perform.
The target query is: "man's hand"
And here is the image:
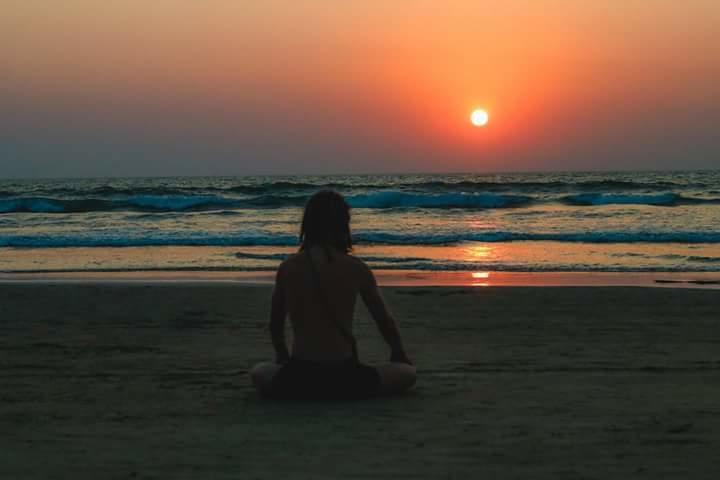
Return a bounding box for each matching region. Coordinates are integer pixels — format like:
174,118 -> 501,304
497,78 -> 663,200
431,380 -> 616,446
390,348 -> 413,365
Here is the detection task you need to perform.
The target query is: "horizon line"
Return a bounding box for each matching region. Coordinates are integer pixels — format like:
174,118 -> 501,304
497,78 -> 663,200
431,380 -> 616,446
2,167 -> 719,182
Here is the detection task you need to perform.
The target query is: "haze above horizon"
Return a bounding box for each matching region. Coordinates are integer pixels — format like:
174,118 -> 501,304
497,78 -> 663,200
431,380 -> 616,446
2,1 -> 719,178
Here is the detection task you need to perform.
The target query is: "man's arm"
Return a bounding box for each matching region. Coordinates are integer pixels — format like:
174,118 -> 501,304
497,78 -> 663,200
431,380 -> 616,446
358,265 -> 412,364
269,264 -> 290,364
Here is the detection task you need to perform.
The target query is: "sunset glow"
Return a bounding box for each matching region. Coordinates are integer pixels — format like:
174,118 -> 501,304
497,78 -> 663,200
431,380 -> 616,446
3,3 -> 720,474
1,1 -> 719,177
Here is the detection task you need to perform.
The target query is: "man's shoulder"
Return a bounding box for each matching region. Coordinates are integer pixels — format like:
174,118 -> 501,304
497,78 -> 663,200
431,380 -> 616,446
279,252 -> 301,269
276,252 -> 305,277
344,254 -> 373,277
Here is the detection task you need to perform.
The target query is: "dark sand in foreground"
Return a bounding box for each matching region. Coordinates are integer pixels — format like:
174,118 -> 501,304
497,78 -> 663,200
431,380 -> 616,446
2,284 -> 720,479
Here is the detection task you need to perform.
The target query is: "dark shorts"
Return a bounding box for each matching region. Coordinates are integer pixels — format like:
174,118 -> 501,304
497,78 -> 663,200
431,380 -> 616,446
270,357 -> 381,400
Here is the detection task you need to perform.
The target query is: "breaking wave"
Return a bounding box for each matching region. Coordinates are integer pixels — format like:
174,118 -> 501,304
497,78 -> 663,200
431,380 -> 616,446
562,193 -> 720,206
4,230 -> 720,248
5,190 -> 718,214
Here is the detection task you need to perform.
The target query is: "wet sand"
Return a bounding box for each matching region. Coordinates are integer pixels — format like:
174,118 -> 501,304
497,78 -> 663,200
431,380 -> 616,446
2,269 -> 720,288
2,284 -> 720,479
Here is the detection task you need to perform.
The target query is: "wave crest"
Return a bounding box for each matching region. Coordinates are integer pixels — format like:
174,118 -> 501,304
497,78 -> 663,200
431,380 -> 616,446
3,230 -> 720,248
1,190 -> 718,214
347,191 -> 532,209
0,195 -> 237,213
562,193 -> 720,206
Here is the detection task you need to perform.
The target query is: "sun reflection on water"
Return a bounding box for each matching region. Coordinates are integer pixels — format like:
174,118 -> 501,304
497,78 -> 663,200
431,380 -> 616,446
467,245 -> 492,258
471,271 -> 490,287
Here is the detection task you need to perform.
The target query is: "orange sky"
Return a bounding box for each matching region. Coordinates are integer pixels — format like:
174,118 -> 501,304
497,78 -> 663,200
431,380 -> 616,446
2,0 -> 719,176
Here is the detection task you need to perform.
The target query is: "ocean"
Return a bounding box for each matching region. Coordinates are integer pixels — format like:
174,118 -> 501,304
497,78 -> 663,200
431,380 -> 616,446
1,171 -> 720,273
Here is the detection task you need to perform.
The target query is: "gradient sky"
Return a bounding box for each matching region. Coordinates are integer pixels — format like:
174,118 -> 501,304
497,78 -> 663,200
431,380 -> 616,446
2,0 -> 719,178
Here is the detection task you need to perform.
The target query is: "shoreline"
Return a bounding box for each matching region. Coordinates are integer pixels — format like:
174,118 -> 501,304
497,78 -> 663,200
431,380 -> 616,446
1,269 -> 720,288
3,243 -> 720,275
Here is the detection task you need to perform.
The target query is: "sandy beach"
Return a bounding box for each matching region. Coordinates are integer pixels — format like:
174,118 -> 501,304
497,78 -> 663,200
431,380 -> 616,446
1,283 -> 719,479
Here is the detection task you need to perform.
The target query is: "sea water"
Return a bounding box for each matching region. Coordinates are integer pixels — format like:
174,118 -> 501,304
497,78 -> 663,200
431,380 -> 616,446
1,171 -> 719,273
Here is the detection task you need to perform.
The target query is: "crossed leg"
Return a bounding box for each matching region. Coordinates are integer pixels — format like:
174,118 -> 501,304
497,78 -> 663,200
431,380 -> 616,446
250,361 -> 416,397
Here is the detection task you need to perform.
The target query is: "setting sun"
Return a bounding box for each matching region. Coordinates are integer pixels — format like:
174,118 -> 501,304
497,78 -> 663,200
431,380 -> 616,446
470,109 -> 489,127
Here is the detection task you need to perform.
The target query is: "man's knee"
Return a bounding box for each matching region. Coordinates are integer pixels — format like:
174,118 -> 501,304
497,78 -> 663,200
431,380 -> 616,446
378,363 -> 417,393
250,362 -> 279,392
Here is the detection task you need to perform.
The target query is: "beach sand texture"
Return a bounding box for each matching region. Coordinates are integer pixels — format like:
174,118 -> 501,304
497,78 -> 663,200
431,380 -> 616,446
2,284 -> 720,479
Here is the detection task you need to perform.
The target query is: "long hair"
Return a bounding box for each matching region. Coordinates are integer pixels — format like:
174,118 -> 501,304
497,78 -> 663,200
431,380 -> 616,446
299,190 -> 352,254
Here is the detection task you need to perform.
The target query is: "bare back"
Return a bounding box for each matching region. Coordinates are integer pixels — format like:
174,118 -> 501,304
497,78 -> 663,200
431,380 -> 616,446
278,248 -> 374,362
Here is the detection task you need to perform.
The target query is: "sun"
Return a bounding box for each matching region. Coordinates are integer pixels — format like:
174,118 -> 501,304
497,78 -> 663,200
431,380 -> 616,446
470,109 -> 489,127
